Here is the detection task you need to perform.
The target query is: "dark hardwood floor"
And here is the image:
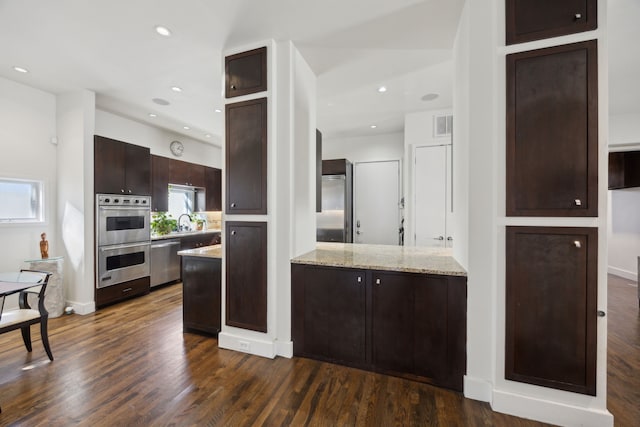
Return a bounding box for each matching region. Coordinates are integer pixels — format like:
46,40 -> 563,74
0,275 -> 636,426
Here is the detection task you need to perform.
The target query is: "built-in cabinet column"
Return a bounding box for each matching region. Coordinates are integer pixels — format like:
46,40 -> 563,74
504,0 -> 600,397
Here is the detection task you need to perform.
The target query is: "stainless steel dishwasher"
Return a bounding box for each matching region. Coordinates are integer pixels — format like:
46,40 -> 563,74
150,239 -> 181,287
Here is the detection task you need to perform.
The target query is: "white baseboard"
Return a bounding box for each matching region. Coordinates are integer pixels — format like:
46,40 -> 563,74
275,340 -> 293,358
607,266 -> 637,282
464,375 -> 493,402
67,300 -> 95,315
492,389 -> 613,427
218,332 -> 277,359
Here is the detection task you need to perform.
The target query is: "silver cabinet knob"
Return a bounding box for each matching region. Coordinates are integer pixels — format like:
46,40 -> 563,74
375,278 -> 381,285
433,236 -> 444,241
121,189 -> 125,193
231,202 -> 236,208
574,199 -> 582,206
357,276 -> 362,283
128,189 -> 132,193
575,13 -> 582,19
574,240 -> 582,248
231,230 -> 236,235
231,84 -> 236,90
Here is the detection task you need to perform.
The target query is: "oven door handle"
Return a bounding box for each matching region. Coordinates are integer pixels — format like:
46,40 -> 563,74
98,206 -> 151,212
100,242 -> 150,252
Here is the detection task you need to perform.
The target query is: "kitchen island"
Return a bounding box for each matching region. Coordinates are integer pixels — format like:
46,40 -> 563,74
178,244 -> 221,335
291,242 -> 467,391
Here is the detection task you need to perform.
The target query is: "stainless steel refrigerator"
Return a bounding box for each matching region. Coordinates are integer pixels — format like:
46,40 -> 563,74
317,159 -> 353,243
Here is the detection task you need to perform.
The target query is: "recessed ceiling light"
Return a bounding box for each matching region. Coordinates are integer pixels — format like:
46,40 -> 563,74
377,86 -> 387,93
13,66 -> 29,73
171,86 -> 183,92
152,98 -> 170,106
155,26 -> 172,37
370,125 -> 377,129
183,126 -> 190,130
421,93 -> 439,101
214,109 -> 222,113
148,113 -> 157,118
205,134 -> 211,138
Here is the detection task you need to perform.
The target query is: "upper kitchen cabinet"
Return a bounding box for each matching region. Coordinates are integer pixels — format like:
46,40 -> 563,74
506,0 -> 597,45
205,167 -> 222,211
151,155 -> 170,212
225,47 -> 267,98
609,151 -> 640,190
94,135 -> 150,196
170,158 -> 205,188
506,40 -> 598,216
226,98 -> 268,214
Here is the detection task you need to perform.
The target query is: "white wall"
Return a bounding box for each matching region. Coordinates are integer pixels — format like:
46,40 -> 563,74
322,132 -> 404,163
95,109 -> 222,168
0,76 -> 57,308
608,112 -> 640,280
56,90 -> 96,313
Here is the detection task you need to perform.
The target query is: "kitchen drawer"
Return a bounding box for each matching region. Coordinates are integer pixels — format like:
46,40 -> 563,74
96,276 -> 150,308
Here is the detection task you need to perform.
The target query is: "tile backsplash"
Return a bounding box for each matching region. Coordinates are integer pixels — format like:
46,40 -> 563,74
201,211 -> 222,230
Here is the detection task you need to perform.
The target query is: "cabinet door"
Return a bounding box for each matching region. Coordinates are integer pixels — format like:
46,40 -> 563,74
94,135 -> 125,194
506,40 -> 598,216
505,226 -> 597,395
169,158 -> 191,186
226,221 -> 267,332
182,257 -> 221,335
225,47 -> 267,98
205,167 -> 222,211
371,272 -> 414,372
152,155 -> 170,211
226,98 -> 267,214
506,0 -> 597,45
189,164 -> 205,188
124,143 -> 150,195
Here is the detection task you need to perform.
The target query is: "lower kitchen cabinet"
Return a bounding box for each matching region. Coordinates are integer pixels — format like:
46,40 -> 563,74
96,276 -> 150,308
292,264 -> 467,391
506,226 -> 598,395
182,256 -> 221,335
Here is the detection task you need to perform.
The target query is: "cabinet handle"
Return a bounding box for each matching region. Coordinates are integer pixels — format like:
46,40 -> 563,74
128,189 -> 132,194
574,199 -> 582,206
120,189 -> 125,193
122,288 -> 133,293
433,236 -> 444,241
231,230 -> 236,235
357,276 -> 362,283
597,310 -> 606,317
231,84 -> 236,90
574,240 -> 582,248
231,202 -> 236,208
574,13 -> 582,19
375,278 -> 381,285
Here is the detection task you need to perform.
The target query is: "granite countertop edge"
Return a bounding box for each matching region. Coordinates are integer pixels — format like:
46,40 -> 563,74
152,229 -> 221,241
177,244 -> 222,259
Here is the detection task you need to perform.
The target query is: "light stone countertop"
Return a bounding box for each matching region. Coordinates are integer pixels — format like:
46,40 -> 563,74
152,229 -> 221,241
177,244 -> 222,259
291,242 -> 467,277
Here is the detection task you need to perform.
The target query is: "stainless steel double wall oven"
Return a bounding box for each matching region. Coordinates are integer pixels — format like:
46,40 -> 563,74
96,194 -> 151,289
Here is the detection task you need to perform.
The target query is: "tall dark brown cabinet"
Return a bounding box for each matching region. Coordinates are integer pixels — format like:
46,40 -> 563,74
225,221 -> 267,332
94,135 -> 150,196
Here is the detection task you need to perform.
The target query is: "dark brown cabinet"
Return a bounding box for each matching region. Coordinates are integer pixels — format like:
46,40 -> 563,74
182,256 -> 221,335
506,40 -> 598,216
226,98 -> 267,214
506,0 -> 597,45
609,151 -> 640,189
226,221 -> 267,332
205,167 -> 222,211
170,158 -> 205,188
505,226 -> 597,395
151,155 -> 171,211
180,233 -> 219,251
95,276 -> 150,308
94,135 -> 151,195
225,47 -> 267,98
292,264 -> 467,391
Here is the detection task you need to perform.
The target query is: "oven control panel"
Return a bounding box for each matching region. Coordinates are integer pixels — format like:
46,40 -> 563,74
97,194 -> 151,207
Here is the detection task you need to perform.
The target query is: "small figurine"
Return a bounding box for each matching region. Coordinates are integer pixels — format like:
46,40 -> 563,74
40,232 -> 49,259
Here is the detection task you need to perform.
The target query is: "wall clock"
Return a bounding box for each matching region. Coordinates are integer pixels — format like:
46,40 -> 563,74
170,140 -> 184,157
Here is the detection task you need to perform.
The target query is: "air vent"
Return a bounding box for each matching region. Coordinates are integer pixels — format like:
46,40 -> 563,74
433,115 -> 453,137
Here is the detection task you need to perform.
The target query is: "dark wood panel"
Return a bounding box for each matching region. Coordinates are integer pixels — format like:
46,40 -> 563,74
608,151 -> 640,189
322,158 -> 349,175
316,129 -> 322,213
182,256 -> 221,335
204,167 -> 222,211
94,135 -> 125,194
151,155 -> 170,211
506,0 -> 597,45
124,142 -> 150,195
505,226 -> 597,395
169,158 -> 191,186
95,276 -> 150,308
179,233 -> 218,251
225,47 -> 267,98
506,40 -> 598,216
226,98 -> 268,214
226,221 -> 267,332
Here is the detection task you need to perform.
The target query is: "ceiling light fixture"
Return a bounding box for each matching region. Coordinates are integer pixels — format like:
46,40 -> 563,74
155,26 -> 172,37
148,113 -> 157,118
377,86 -> 387,93
214,109 -> 222,113
205,134 -> 211,138
13,66 -> 29,73
421,93 -> 439,101
152,98 -> 170,106
183,126 -> 190,130
171,86 -> 183,92
370,125 -> 377,129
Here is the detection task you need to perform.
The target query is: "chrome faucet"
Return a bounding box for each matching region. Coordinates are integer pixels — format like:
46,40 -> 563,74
178,214 -> 191,231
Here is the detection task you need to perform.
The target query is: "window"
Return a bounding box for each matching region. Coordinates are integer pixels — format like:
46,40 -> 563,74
0,178 -> 44,223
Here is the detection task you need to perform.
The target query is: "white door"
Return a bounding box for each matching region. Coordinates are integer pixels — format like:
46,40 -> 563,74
354,161 -> 400,245
414,145 -> 451,248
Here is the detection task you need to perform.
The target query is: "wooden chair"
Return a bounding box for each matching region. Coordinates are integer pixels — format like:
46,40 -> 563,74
0,269 -> 54,361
